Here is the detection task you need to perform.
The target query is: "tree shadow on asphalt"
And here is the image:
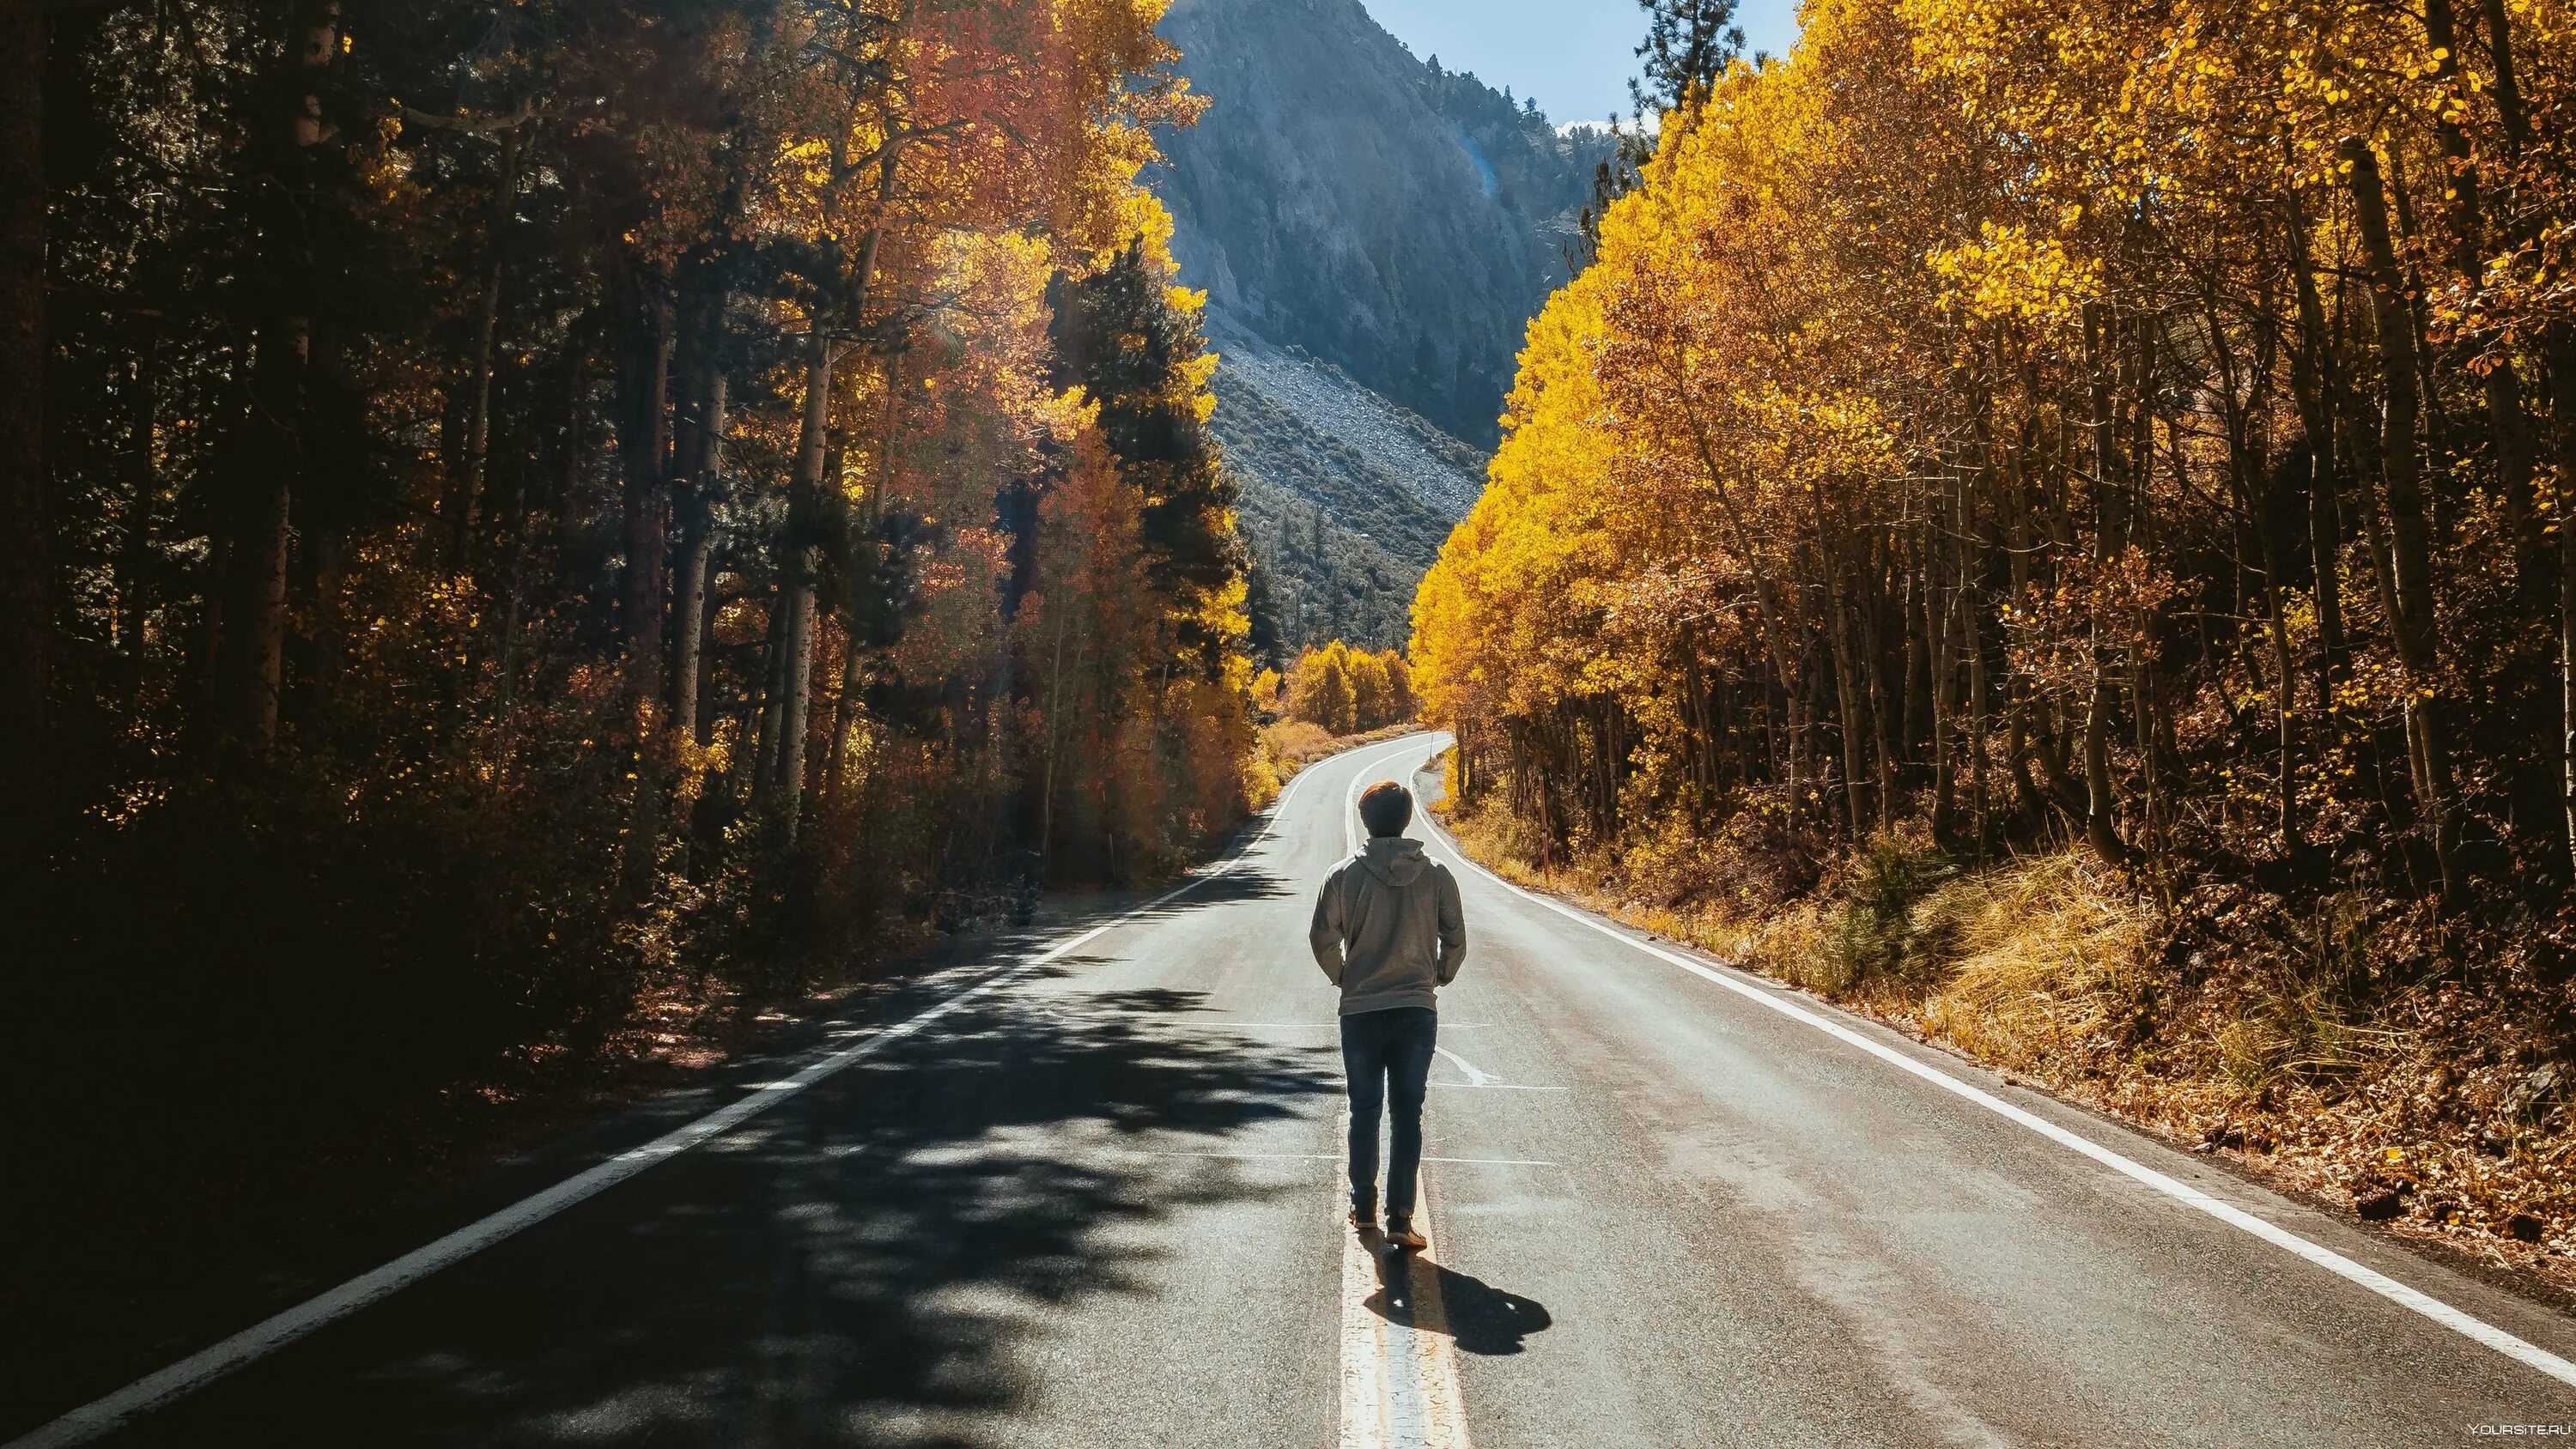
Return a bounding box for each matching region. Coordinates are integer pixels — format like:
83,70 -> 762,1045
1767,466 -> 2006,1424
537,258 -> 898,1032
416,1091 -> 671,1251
1365,1235 -> 1556,1357
1121,859 -> 1297,917
101,971 -> 1341,1448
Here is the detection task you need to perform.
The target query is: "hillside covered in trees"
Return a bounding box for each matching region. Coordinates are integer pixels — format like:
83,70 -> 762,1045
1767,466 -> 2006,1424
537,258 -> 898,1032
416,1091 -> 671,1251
1417,0 -> 2576,1257
5,0 -> 1259,1266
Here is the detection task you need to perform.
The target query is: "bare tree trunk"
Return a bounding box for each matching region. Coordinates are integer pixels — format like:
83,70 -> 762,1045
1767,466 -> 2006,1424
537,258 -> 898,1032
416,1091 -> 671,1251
2560,349 -> 2576,873
1819,558 -> 1870,839
1968,581 -> 1991,859
2421,0 -> 2542,578
824,352 -> 903,803
1900,552 -> 1925,780
2283,190 -> 2348,708
2344,136 -> 2461,901
215,2 -> 341,757
2081,303 -> 2129,864
820,611 -> 865,803
2466,0 -> 2576,874
220,365 -> 295,755
616,268 -> 673,715
614,264 -> 673,894
2305,440 -> 2347,685
2482,0 -> 2530,155
1039,602 -> 1073,861
1929,473 -> 1959,836
1750,574 -> 1805,797
1864,555 -> 1896,831
768,144 -> 890,826
696,592 -> 720,744
0,0 -> 48,826
442,131 -> 519,573
749,574 -> 787,802
763,324 -> 833,824
2252,443 -> 2300,854
2383,162 -> 2456,492
669,371 -> 725,740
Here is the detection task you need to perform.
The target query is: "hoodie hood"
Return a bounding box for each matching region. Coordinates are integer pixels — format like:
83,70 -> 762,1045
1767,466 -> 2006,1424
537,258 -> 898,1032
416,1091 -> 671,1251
1358,835 -> 1430,888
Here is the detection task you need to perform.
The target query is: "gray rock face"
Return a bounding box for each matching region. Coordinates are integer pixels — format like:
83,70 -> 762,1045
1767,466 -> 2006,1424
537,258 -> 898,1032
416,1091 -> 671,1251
1151,0 -> 1611,653
1211,319 -> 1484,650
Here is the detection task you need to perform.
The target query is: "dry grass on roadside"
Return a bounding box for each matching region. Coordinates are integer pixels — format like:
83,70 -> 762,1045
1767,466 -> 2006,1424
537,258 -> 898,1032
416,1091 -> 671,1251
1262,718 -> 1339,775
1438,788 -> 2576,1290
1903,854 -> 2153,1076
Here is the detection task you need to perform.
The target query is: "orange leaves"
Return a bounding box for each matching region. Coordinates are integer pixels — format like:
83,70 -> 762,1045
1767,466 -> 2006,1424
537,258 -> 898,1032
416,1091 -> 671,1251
882,524 -> 1012,688
741,0 -> 1182,286
2002,547 -> 2184,703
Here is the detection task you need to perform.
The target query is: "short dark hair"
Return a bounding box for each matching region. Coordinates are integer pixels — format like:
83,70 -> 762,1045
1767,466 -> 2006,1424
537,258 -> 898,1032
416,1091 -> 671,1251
1358,780 -> 1413,838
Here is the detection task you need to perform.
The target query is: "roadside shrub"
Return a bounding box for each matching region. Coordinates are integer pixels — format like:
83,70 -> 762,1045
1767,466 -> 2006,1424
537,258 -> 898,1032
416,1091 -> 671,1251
1700,800 -> 1829,913
1817,833 -> 1958,991
1262,718 -> 1338,775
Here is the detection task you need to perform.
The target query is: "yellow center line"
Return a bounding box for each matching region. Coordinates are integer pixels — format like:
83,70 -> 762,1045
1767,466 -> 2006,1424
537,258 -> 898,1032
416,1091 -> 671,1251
1338,1185 -> 1394,1449
1334,1132 -> 1473,1446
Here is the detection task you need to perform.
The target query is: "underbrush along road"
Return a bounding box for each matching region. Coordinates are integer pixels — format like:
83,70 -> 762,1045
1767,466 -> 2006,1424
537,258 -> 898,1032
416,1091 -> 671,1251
14,734 -> 2576,1446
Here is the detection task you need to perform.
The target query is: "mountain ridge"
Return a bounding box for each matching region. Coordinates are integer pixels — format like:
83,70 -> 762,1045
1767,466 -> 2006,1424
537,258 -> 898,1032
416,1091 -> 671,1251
1151,0 -> 1610,653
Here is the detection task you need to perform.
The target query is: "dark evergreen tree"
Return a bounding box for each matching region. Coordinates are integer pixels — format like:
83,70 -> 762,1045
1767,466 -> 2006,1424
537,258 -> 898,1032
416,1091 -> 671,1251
1050,243 -> 1243,676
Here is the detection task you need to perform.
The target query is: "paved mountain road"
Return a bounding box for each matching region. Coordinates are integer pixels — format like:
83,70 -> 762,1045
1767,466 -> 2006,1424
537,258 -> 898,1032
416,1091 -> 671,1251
15,733 -> 2576,1446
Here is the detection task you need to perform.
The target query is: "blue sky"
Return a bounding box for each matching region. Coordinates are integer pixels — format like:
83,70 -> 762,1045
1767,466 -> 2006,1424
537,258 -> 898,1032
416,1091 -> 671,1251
1363,0 -> 1802,129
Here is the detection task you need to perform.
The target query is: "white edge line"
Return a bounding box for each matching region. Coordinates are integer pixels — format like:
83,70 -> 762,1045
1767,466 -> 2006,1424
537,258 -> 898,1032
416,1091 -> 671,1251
8,738 -> 1354,1449
1411,745 -> 2576,1394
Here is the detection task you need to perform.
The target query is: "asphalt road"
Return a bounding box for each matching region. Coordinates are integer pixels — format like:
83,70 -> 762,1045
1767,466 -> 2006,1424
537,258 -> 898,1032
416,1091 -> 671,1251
17,732 -> 2576,1446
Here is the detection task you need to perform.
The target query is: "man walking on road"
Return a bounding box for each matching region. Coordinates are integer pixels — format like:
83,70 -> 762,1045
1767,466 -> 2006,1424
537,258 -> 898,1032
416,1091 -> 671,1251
1311,779 -> 1467,1252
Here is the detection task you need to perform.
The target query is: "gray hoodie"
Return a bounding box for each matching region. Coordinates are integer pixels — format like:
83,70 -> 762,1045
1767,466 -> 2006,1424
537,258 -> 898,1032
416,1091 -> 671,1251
1310,837 -> 1468,1015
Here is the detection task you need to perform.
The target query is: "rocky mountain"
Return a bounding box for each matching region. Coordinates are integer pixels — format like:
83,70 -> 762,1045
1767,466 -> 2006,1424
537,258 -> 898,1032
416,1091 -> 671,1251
1211,317 -> 1486,652
1152,0 -> 1612,653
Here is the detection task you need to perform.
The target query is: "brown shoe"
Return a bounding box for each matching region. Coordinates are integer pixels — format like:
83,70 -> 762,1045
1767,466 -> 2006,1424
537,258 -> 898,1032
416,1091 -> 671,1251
1348,1207 -> 1376,1234
1384,1216 -> 1427,1251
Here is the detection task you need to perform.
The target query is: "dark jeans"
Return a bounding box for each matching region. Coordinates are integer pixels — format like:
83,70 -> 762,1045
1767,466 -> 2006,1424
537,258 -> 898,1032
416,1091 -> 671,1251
1341,1005 -> 1437,1220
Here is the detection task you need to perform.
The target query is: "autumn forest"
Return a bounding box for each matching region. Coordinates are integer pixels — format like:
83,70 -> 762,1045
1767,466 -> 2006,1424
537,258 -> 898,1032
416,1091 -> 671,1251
25,0 -> 2576,1337
5,0 -> 1264,1257
1418,0 -> 2576,1240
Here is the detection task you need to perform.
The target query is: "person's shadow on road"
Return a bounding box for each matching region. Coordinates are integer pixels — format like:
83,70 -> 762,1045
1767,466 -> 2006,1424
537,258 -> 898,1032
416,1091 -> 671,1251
1364,1233 -> 1554,1355
1434,1261 -> 1554,1355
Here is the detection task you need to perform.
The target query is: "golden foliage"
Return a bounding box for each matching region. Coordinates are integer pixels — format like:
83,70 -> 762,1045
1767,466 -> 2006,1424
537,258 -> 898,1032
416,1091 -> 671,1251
1415,0 -> 2576,1273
